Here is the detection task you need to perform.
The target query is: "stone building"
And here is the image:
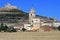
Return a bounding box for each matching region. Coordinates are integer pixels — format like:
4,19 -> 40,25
29,8 -> 36,25
28,8 -> 40,31
32,18 -> 40,30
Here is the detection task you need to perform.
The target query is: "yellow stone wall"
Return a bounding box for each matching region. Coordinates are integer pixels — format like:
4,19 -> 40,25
32,23 -> 40,30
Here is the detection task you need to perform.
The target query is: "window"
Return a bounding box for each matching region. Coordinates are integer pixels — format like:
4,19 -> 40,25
32,21 -> 33,22
36,19 -> 38,21
31,14 -> 32,16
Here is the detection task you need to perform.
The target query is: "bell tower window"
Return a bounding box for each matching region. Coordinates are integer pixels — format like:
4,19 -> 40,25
31,14 -> 32,16
32,21 -> 33,22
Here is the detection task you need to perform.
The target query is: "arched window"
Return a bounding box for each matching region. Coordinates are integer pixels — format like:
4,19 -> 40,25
32,21 -> 33,22
31,14 -> 32,16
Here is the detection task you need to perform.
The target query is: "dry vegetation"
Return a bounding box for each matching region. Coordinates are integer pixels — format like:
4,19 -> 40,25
0,31 -> 60,40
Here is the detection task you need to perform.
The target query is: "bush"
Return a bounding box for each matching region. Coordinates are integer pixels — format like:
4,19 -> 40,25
0,23 -> 17,32
7,27 -> 17,32
4,25 -> 8,32
0,27 -> 2,32
22,27 -> 26,32
57,26 -> 60,31
11,28 -> 17,32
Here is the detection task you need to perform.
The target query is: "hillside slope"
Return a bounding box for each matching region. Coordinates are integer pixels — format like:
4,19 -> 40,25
0,8 -> 54,23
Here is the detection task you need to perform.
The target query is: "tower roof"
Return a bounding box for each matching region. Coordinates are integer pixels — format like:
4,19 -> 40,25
30,8 -> 35,13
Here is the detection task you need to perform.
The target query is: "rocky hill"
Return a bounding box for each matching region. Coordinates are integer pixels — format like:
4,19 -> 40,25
0,7 -> 54,23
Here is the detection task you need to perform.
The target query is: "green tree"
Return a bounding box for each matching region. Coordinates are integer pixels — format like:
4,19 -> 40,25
4,25 -> 8,32
1,23 -> 4,30
0,23 -> 4,32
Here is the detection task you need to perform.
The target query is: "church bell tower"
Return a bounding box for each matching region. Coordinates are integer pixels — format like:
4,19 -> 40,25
29,8 -> 36,24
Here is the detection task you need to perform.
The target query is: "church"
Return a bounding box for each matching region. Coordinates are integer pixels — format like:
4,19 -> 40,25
24,8 -> 40,31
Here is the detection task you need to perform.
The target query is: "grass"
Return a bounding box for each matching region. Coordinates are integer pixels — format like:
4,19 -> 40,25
0,31 -> 60,40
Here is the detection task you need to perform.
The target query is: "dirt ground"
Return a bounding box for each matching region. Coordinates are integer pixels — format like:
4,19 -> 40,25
0,31 -> 60,40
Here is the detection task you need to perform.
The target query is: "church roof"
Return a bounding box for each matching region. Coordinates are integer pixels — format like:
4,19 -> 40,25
30,8 -> 35,13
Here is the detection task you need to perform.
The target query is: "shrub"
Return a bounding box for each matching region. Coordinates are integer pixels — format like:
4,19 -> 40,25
22,27 -> 26,32
7,27 -> 17,32
4,25 -> 8,32
57,26 -> 60,31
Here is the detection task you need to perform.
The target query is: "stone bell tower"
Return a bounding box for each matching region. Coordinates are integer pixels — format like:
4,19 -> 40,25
29,8 -> 36,24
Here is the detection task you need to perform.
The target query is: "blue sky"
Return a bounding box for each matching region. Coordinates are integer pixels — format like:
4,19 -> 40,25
0,0 -> 60,20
